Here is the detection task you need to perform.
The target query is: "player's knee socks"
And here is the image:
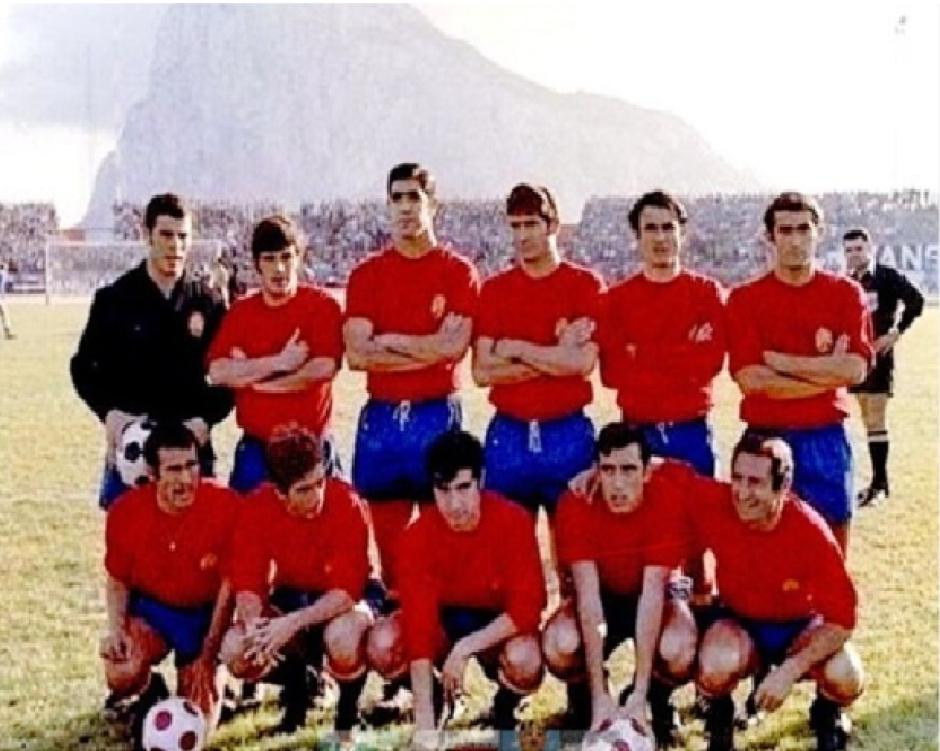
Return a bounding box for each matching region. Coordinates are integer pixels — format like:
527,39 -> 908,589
335,673 -> 367,730
868,433 -> 889,487
565,682 -> 591,727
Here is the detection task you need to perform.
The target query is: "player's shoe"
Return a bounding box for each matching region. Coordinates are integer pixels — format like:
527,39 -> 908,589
810,697 -> 851,751
857,483 -> 889,508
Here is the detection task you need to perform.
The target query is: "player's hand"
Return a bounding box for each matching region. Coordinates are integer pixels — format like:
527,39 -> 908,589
568,464 -> 599,498
875,330 -> 899,354
754,662 -> 800,712
589,691 -> 619,731
442,640 -> 471,702
186,653 -> 219,713
833,333 -> 850,355
246,613 -> 299,663
99,628 -> 132,662
104,409 -> 138,466
276,328 -> 309,372
559,317 -> 595,348
183,417 -> 209,446
437,314 -> 471,358
619,689 -> 651,733
229,347 -> 247,359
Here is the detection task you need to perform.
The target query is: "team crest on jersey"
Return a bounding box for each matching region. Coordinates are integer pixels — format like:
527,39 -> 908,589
199,553 -> 218,571
689,322 -> 713,343
187,311 -> 205,338
430,294 -> 446,319
781,578 -> 801,593
815,327 -> 833,353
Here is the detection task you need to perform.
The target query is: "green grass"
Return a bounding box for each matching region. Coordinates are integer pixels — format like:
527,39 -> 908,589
0,300 -> 936,750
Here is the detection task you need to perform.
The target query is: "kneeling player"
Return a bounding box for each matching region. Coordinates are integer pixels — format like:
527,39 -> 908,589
100,422 -> 239,737
544,423 -> 697,745
691,435 -> 863,751
220,425 -> 371,734
368,431 -> 546,744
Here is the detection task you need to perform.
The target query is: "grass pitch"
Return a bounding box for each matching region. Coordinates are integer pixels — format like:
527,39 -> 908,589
0,300 -> 936,750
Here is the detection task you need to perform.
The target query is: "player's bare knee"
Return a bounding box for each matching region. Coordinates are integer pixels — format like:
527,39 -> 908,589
324,612 -> 369,680
658,606 -> 697,678
219,624 -> 262,680
500,636 -> 543,693
366,614 -> 406,679
696,621 -> 752,696
104,654 -> 150,697
817,644 -> 865,705
541,610 -> 583,678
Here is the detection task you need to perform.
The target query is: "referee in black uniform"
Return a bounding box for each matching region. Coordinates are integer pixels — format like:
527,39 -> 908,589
71,193 -> 233,509
843,227 -> 924,506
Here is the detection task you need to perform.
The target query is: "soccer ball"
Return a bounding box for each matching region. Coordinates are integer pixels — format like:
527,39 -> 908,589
581,715 -> 654,751
117,418 -> 154,487
141,696 -> 206,751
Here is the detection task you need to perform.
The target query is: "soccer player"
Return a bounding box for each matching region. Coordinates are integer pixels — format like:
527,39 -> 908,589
207,215 -> 344,493
473,183 -> 603,528
543,423 -> 697,744
367,431 -> 546,745
220,425 -> 371,734
842,227 -> 924,506
0,259 -> 14,339
726,192 -> 873,553
71,193 -> 232,509
343,162 -> 479,593
599,190 -> 725,477
100,421 -> 239,736
691,435 -> 863,751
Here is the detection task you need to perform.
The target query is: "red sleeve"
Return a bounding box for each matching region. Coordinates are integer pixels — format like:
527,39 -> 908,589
226,496 -> 271,596
448,255 -> 481,321
804,513 -> 858,630
305,293 -> 344,364
502,511 -> 547,634
726,285 -> 764,376
578,271 -> 606,333
840,280 -> 875,367
205,302 -> 244,366
555,490 -> 594,566
325,488 -> 370,601
104,496 -> 135,584
398,521 -> 441,662
344,260 -> 377,321
474,278 -> 502,340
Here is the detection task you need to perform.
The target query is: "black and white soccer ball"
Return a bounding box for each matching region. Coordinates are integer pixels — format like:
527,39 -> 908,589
141,696 -> 206,751
581,715 -> 654,751
116,418 -> 154,487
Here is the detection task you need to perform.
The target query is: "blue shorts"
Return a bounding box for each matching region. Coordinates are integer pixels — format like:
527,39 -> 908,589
352,397 -> 462,503
483,411 -> 595,514
695,604 -> 813,667
229,433 -> 343,495
100,443 -> 216,511
129,592 -> 213,667
634,417 -> 716,477
745,424 -> 853,524
441,606 -> 501,644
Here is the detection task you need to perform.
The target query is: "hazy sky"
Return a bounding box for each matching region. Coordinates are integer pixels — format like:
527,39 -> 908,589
0,1 -> 937,225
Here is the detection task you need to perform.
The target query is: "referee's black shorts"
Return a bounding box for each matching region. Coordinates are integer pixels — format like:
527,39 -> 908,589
850,350 -> 894,396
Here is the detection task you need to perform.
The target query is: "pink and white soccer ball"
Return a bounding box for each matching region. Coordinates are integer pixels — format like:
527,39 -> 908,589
141,696 -> 206,751
581,715 -> 654,751
117,418 -> 153,487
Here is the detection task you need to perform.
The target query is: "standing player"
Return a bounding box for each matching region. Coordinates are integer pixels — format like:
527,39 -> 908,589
369,431 -> 546,746
599,190 -> 725,477
71,193 -> 232,508
544,423 -> 697,743
343,163 -> 478,593
220,425 -> 371,735
842,227 -> 924,506
0,259 -> 14,339
691,435 -> 863,751
100,422 -> 239,738
473,183 -> 603,531
726,192 -> 873,553
207,215 -> 344,493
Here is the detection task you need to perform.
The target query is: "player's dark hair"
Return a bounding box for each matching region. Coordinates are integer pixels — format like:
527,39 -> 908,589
387,162 -> 437,200
732,433 -> 794,492
143,420 -> 199,472
251,214 -> 301,265
265,423 -> 323,495
842,227 -> 871,243
763,191 -> 823,234
595,422 -> 651,466
506,183 -> 559,226
144,193 -> 189,232
427,430 -> 483,486
627,190 -> 688,235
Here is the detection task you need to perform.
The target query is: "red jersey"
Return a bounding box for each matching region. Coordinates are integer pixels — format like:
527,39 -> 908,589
399,492 -> 546,661
475,262 -> 604,421
206,286 -> 343,440
688,477 -> 856,629
600,271 -> 726,423
726,271 -> 874,428
228,480 -> 369,602
345,246 -> 479,402
556,461 -> 693,595
105,481 -> 239,608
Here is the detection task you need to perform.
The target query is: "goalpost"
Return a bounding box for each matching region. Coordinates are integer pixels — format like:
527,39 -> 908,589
43,238 -> 225,303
